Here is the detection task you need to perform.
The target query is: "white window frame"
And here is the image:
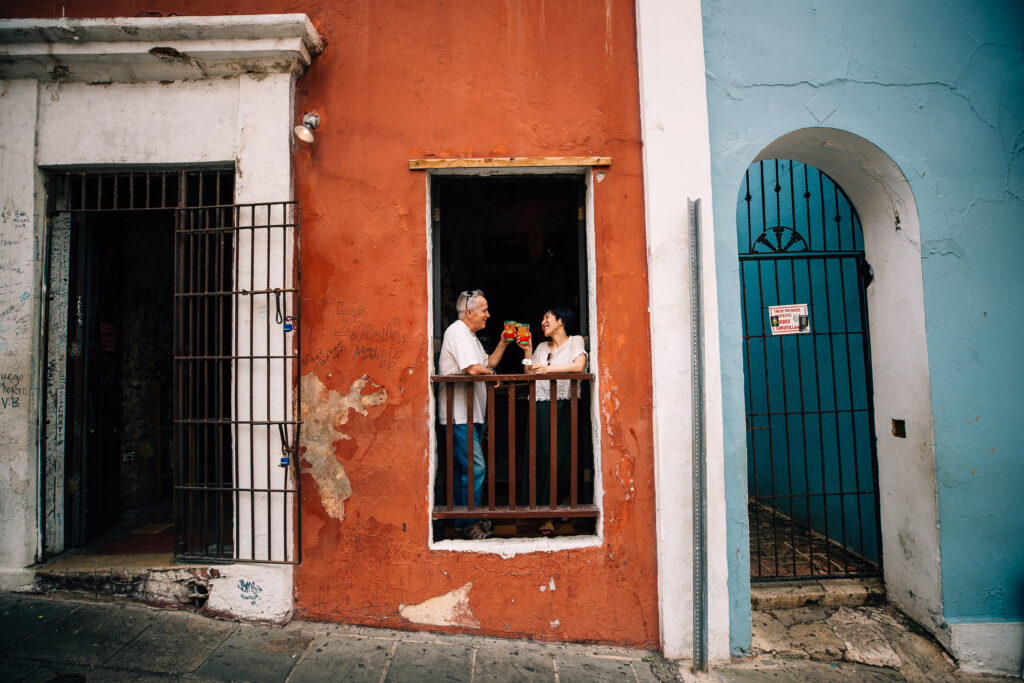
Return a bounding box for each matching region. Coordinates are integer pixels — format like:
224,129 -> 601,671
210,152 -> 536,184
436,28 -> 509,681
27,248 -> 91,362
424,165 -> 604,554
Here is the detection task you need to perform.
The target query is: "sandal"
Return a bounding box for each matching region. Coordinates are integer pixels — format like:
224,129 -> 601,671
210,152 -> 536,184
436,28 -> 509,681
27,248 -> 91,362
538,520 -> 555,536
461,521 -> 493,540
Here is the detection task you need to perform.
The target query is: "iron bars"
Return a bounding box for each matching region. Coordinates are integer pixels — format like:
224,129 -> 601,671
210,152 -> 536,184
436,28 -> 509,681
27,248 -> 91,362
740,159 -> 881,581
174,201 -> 301,563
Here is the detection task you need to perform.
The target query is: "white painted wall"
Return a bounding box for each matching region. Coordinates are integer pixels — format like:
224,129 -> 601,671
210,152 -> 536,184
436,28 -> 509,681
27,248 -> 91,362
205,563 -> 295,624
635,0 -> 730,661
232,74 -> 298,562
0,78 -> 43,590
36,80 -> 238,166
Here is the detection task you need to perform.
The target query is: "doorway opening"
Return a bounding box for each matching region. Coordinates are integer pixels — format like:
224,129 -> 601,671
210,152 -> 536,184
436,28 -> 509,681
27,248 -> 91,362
738,159 -> 881,580
44,169 -> 234,559
430,173 -> 597,539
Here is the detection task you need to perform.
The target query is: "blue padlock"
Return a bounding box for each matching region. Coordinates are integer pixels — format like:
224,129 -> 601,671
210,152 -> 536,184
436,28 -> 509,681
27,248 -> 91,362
279,456 -> 290,467
283,322 -> 293,332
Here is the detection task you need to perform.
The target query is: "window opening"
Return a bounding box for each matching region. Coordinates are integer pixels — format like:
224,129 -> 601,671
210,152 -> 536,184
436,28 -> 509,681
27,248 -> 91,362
430,174 -> 597,540
43,170 -> 301,564
738,159 -> 881,580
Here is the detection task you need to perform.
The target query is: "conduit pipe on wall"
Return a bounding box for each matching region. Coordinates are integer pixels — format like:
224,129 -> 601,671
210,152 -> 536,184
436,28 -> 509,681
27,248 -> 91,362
689,198 -> 708,671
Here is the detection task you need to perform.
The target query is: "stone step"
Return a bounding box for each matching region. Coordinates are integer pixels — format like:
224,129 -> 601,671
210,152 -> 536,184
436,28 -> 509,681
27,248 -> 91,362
751,577 -> 884,611
27,553 -> 216,610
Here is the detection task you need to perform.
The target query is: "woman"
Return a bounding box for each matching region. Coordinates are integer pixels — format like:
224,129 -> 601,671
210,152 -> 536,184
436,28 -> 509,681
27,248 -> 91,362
518,305 -> 588,535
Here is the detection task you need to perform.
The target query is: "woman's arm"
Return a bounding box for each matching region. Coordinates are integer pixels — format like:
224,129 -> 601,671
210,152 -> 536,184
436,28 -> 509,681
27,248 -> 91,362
530,353 -> 586,374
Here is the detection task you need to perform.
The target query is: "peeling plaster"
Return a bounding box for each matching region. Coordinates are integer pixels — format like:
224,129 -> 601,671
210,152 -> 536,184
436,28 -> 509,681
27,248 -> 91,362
922,238 -> 965,260
299,373 -> 387,521
398,582 -> 480,629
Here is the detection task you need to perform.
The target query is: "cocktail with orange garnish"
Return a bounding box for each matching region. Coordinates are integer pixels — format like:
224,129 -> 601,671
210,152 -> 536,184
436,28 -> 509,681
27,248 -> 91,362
516,322 -> 531,346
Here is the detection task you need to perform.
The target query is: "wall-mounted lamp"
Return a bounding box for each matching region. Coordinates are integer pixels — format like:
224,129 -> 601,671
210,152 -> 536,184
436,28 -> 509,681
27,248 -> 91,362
294,112 -> 321,143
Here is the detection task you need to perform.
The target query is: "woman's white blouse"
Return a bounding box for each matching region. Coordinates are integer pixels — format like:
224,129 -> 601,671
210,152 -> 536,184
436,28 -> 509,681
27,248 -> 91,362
531,335 -> 588,401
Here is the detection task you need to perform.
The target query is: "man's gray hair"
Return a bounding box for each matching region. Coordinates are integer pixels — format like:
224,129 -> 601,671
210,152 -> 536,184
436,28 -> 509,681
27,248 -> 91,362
456,289 -> 485,317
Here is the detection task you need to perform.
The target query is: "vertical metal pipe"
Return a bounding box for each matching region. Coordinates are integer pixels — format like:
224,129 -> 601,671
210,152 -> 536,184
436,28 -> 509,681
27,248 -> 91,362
689,198 -> 708,672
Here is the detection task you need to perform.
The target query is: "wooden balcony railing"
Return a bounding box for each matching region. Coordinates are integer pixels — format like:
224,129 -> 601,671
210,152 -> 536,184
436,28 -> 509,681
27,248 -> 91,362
431,373 -> 597,522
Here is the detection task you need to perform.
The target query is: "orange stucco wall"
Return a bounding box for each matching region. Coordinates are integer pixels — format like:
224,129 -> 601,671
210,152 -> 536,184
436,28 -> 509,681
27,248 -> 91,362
17,1 -> 658,647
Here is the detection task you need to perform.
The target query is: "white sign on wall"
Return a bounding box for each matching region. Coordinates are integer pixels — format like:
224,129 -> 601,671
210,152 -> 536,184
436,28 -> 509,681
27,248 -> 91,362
769,304 -> 810,335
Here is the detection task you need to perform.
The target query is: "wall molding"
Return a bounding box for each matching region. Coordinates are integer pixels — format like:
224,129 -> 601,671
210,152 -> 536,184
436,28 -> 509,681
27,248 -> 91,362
0,15 -> 323,82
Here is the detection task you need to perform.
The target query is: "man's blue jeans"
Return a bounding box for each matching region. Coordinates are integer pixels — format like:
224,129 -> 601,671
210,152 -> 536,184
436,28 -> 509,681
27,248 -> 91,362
452,423 -> 486,528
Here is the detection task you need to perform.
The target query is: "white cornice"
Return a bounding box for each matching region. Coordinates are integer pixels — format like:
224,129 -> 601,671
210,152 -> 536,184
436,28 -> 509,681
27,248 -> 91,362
0,15 -> 324,82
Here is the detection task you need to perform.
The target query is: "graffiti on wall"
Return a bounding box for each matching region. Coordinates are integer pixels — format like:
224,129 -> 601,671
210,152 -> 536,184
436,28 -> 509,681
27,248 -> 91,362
302,301 -> 411,373
336,301 -> 409,371
0,372 -> 24,409
44,213 -> 71,554
238,578 -> 263,606
0,206 -> 32,359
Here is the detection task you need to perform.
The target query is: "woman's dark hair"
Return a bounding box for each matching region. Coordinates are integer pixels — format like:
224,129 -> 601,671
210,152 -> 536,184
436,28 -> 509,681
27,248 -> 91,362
542,304 -> 577,335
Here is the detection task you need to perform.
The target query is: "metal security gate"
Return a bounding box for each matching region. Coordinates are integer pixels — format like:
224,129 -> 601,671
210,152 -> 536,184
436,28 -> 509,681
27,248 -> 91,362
174,202 -> 301,563
43,171 -> 301,563
740,159 -> 881,580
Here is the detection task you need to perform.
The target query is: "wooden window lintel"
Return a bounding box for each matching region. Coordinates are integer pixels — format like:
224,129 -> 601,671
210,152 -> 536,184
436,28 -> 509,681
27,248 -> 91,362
409,156 -> 611,170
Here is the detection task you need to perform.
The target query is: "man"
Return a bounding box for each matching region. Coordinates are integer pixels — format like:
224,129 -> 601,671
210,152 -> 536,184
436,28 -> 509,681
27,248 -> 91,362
438,289 -> 512,540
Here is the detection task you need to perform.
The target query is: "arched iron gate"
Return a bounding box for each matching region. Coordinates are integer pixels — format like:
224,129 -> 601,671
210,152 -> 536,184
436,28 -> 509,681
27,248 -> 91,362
739,159 -> 881,580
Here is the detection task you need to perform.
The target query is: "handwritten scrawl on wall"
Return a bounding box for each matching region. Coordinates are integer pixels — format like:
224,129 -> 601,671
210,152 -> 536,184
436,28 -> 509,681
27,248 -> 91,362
0,372 -> 24,410
301,301 -> 411,373
0,206 -> 32,361
238,578 -> 263,606
44,212 -> 71,554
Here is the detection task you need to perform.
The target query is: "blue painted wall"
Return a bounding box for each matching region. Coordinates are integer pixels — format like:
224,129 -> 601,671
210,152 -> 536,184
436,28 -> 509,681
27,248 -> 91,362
701,0 -> 1024,653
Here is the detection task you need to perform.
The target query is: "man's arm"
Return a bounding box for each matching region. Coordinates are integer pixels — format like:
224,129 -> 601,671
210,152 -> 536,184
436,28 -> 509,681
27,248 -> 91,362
486,338 -> 512,370
464,338 -> 511,375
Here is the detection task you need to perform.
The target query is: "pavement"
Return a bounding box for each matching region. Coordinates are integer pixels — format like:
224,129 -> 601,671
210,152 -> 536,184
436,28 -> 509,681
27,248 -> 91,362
0,593 -> 678,682
1,592 -> 1016,682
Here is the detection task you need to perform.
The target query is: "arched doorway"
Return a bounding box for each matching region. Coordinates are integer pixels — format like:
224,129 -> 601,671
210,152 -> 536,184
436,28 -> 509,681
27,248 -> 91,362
738,128 -> 944,644
739,159 -> 880,580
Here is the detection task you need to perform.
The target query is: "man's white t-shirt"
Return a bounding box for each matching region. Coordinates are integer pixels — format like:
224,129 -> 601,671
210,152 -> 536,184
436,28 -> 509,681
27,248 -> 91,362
438,319 -> 488,424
